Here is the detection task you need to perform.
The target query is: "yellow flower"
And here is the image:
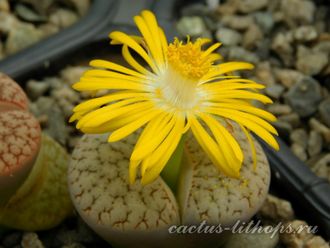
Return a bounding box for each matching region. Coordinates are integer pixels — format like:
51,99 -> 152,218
71,10 -> 279,185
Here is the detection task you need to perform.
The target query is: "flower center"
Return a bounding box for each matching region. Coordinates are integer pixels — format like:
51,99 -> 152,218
166,38 -> 212,80
154,38 -> 213,112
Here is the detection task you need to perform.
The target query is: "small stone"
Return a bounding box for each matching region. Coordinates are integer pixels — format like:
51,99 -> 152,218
308,131 -> 323,157
20,0 -> 54,15
221,15 -> 254,30
256,62 -> 275,85
280,220 -> 315,247
38,23 -> 60,37
285,77 -> 322,118
259,195 -> 295,222
228,46 -> 259,64
242,23 -> 263,49
0,12 -> 19,34
290,129 -> 308,148
309,118 -> 330,144
311,154 -> 330,182
318,98 -> 330,127
280,0 -> 315,25
293,25 -> 318,42
274,69 -> 304,88
0,0 -> 10,12
273,121 -> 292,139
62,0 -> 90,16
14,4 -> 47,23
265,84 -> 285,99
49,8 -> 79,29
176,16 -> 207,37
5,23 -> 43,55
215,27 -> 242,46
223,230 -> 279,248
267,103 -> 292,115
237,0 -> 268,13
26,80 -> 50,100
305,235 -> 330,248
253,12 -> 274,33
291,143 -> 308,161
30,97 -> 68,145
21,233 -> 44,248
278,113 -> 300,128
296,46 -> 328,75
271,33 -> 293,66
313,41 -> 330,56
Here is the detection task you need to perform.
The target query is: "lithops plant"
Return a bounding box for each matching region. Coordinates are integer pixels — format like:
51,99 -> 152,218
69,133 -> 180,248
69,125 -> 270,248
0,73 -> 37,204
0,74 -> 72,230
69,10 -> 278,248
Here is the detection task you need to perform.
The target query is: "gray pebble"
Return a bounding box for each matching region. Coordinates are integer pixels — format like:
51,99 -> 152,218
309,118 -> 330,144
62,0 -> 90,16
265,84 -> 285,99
21,232 -> 44,248
290,129 -> 308,148
228,46 -> 259,64
253,11 -> 274,33
243,23 -> 263,49
308,130 -> 323,157
271,32 -> 294,66
26,80 -> 50,100
274,68 -> 304,88
221,15 -> 255,30
280,0 -> 316,25
14,4 -> 47,23
293,25 -> 318,42
236,0 -> 268,14
291,143 -> 308,161
255,62 -> 275,85
0,0 -> 9,12
295,45 -> 328,76
285,77 -> 323,118
30,97 -> 68,145
49,8 -> 79,29
311,154 -> 330,182
0,12 -> 19,34
176,16 -> 207,37
215,27 -> 242,46
20,0 -> 54,15
277,113 -> 300,128
5,22 -> 43,55
318,98 -> 330,127
267,104 -> 292,115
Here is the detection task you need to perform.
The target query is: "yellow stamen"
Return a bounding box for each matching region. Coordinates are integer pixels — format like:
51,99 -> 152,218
167,38 -> 217,79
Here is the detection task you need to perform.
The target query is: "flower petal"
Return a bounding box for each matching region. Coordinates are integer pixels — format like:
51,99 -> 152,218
109,31 -> 159,73
141,116 -> 185,185
189,115 -> 240,178
90,59 -> 145,78
206,107 -> 279,150
108,109 -> 161,142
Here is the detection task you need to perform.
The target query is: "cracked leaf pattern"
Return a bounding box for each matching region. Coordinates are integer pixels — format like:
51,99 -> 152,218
179,123 -> 270,227
0,73 -> 28,110
0,110 -> 40,174
0,134 -> 73,230
69,133 -> 180,247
